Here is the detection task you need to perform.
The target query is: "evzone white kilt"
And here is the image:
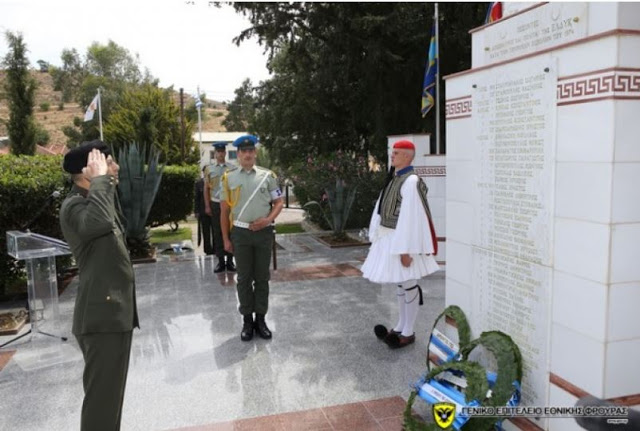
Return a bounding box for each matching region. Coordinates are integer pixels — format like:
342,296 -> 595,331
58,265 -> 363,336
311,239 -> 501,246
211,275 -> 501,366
361,225 -> 439,284
361,173 -> 440,284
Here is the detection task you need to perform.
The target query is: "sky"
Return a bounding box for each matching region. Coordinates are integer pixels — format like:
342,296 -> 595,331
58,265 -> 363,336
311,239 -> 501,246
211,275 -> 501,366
0,0 -> 272,102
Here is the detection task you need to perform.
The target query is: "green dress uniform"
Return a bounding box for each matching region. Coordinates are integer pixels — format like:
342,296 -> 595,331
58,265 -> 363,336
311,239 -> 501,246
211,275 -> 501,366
60,174 -> 139,431
221,165 -> 281,318
204,161 -> 237,266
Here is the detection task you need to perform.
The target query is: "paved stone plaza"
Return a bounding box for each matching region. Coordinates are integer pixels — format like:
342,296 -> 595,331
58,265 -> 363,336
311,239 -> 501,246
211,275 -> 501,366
0,226 -> 445,430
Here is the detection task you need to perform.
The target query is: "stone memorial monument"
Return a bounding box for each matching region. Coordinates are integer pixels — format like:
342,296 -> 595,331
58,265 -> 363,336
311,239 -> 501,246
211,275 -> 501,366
444,2 -> 640,430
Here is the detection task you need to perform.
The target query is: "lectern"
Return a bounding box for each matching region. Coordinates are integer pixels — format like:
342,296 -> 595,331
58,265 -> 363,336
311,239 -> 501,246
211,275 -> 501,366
3,230 -> 71,348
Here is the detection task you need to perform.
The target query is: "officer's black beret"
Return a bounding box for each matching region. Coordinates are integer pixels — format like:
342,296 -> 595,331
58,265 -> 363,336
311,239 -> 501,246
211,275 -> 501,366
63,140 -> 111,174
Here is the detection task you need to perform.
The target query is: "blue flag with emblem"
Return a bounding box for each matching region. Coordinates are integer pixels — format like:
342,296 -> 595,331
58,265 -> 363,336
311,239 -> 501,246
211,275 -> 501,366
421,20 -> 438,118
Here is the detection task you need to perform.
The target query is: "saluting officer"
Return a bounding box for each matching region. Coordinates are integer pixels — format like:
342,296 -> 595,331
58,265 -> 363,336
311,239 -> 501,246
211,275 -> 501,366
204,142 -> 237,272
59,140 -> 139,431
220,135 -> 283,341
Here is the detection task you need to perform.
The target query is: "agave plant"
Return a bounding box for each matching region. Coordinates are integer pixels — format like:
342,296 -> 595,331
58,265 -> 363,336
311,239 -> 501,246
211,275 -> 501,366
116,143 -> 164,258
303,179 -> 357,240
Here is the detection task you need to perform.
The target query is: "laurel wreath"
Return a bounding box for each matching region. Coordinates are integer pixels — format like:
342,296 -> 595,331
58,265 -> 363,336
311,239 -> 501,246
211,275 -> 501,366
404,305 -> 523,431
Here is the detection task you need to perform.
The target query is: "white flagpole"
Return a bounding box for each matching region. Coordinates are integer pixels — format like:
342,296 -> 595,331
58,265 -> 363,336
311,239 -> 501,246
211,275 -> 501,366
435,2 -> 441,155
97,87 -> 104,141
197,85 -> 203,148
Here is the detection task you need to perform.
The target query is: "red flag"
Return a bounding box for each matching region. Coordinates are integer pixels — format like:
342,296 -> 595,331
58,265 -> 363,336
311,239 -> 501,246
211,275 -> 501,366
485,2 -> 503,24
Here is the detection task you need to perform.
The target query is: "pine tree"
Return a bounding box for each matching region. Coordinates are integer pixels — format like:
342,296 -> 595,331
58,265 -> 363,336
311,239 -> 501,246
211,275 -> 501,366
222,79 -> 256,132
2,31 -> 38,155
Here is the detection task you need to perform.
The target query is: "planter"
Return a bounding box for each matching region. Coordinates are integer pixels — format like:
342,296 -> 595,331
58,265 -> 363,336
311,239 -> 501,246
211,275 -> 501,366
313,233 -> 371,248
130,244 -> 158,265
131,246 -> 158,264
0,309 -> 28,336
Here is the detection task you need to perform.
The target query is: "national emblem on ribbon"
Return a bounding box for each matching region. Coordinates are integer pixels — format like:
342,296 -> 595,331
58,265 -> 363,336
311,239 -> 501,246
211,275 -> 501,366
433,402 -> 456,429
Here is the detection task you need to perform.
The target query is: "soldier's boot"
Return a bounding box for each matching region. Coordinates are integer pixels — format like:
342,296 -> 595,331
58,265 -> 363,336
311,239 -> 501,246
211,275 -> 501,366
254,314 -> 272,339
226,258 -> 236,272
214,257 -> 226,273
241,315 -> 254,341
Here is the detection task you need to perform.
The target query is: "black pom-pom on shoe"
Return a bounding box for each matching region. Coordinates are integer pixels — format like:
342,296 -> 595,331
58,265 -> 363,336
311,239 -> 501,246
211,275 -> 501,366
374,324 -> 389,339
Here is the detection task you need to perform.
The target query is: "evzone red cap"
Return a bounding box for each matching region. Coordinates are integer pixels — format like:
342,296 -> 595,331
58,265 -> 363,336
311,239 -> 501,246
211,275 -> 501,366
393,140 -> 415,150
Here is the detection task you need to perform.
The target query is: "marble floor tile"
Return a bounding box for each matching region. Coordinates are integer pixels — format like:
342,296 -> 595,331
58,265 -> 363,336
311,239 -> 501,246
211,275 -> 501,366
0,233 -> 445,431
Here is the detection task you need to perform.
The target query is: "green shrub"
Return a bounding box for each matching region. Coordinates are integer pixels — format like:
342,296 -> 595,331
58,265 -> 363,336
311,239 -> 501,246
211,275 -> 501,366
34,123 -> 50,146
0,157 -> 199,296
39,102 -> 50,112
57,102 -> 64,111
147,164 -> 199,229
288,152 -> 385,231
0,155 -> 70,297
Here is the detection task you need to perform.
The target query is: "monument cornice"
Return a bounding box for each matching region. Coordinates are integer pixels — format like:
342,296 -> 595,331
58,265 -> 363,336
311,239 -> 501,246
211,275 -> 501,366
445,67 -> 640,118
444,29 -> 640,81
444,95 -> 472,120
557,67 -> 640,106
468,2 -> 548,34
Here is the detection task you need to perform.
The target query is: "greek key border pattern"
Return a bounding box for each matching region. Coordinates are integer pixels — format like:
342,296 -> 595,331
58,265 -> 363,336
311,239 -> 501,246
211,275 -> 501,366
445,97 -> 472,119
557,70 -> 640,105
414,166 -> 446,177
446,71 -> 640,120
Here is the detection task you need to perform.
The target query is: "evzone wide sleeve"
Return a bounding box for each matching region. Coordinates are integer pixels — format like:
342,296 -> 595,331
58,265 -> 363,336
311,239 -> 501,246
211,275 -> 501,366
389,175 -> 435,256
367,197 -> 382,243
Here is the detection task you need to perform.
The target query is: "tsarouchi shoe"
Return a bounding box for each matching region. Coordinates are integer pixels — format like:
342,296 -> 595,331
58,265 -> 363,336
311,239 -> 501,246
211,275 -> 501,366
374,324 -> 401,343
386,333 -> 415,349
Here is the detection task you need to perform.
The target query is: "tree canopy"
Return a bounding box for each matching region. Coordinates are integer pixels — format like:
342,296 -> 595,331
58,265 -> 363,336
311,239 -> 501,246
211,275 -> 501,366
104,84 -> 199,165
231,3 -> 486,167
222,78 -> 256,132
2,31 -> 37,155
49,48 -> 84,102
58,40 -> 157,148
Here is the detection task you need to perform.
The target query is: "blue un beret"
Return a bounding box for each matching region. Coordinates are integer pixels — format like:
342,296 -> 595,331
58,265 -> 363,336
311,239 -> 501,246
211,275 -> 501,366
232,134 -> 258,148
63,140 -> 111,174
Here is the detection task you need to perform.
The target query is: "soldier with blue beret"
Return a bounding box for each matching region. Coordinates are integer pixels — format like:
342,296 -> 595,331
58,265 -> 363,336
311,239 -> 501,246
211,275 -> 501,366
220,135 -> 283,341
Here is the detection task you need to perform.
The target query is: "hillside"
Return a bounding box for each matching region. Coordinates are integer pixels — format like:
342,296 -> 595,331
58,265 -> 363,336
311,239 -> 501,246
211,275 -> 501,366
0,70 -> 229,153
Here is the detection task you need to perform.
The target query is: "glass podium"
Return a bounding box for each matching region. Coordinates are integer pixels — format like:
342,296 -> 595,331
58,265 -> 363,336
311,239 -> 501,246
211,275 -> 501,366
3,231 -> 74,369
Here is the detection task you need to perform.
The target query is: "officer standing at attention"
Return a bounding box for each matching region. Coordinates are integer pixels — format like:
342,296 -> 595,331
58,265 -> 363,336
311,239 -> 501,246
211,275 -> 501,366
220,135 -> 283,341
195,166 -> 215,255
204,142 -> 237,272
59,140 -> 139,431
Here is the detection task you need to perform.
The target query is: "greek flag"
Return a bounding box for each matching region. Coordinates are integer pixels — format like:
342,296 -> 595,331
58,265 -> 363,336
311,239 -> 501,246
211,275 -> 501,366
421,21 -> 437,118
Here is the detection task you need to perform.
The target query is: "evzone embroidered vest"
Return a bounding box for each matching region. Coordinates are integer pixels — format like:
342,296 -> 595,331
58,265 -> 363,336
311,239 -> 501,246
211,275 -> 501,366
379,169 -> 438,254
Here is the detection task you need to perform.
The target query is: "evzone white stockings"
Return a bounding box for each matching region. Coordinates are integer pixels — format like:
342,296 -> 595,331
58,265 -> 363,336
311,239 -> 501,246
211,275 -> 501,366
392,279 -> 422,337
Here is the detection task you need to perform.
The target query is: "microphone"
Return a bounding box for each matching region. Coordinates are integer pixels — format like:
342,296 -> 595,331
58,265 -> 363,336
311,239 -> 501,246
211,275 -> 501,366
21,190 -> 62,231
